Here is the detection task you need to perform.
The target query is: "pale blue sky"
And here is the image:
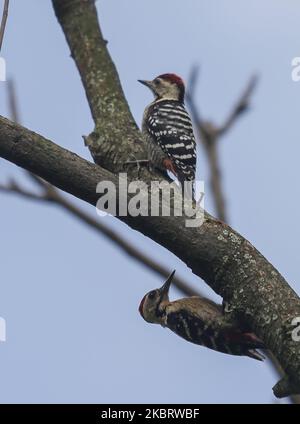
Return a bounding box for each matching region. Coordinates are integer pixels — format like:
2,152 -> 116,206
0,0 -> 299,403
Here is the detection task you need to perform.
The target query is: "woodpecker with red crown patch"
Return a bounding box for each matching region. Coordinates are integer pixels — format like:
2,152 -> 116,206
139,271 -> 265,361
138,74 -> 196,199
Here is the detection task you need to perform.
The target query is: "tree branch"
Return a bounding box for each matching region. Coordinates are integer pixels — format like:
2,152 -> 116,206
4,68 -> 199,300
218,75 -> 258,137
186,68 -> 257,223
0,173 -> 199,298
0,115 -> 300,398
6,55 -> 298,403
52,0 -> 145,173
0,0 -> 298,399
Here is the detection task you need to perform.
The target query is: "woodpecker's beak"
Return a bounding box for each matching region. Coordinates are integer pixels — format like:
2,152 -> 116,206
138,79 -> 153,89
160,270 -> 176,296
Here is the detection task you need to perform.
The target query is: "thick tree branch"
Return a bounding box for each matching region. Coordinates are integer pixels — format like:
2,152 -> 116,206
5,0 -> 297,398
0,0 -> 298,400
4,73 -> 198,299
0,115 -> 300,398
6,68 -> 298,403
52,0 -> 146,173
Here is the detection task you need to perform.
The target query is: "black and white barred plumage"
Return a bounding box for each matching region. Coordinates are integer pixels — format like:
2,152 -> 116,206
139,74 -> 197,197
144,100 -> 196,179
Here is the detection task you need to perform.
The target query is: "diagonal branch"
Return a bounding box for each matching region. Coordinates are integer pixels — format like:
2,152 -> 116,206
0,175 -> 199,298
0,0 -> 298,400
6,62 -> 298,404
4,73 -> 200,300
0,115 -> 300,398
5,0 -> 298,399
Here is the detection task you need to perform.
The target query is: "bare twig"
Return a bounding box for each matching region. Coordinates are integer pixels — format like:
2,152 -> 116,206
218,75 -> 258,136
0,175 -> 200,297
186,68 -> 258,222
0,0 -> 9,52
1,114 -> 300,398
0,180 -> 48,201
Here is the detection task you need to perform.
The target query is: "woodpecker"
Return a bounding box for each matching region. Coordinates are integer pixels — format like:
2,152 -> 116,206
138,74 -> 196,199
139,271 -> 265,361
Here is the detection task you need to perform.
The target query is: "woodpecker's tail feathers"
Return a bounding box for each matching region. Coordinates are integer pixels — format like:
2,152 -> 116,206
224,330 -> 266,360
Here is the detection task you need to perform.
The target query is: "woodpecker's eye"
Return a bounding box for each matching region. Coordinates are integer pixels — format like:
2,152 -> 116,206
148,290 -> 157,300
154,79 -> 161,86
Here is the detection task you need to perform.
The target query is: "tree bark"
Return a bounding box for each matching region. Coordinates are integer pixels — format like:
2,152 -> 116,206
0,0 -> 299,398
0,114 -> 300,398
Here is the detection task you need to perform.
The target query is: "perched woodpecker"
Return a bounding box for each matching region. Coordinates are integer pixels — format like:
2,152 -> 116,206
139,271 -> 265,361
138,74 -> 196,198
